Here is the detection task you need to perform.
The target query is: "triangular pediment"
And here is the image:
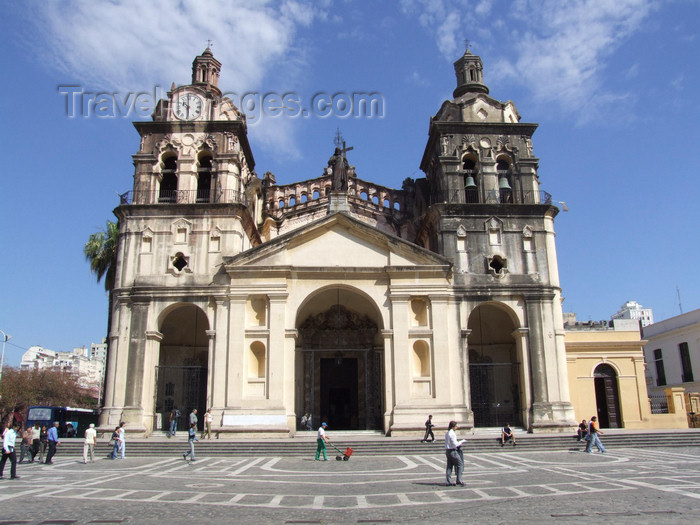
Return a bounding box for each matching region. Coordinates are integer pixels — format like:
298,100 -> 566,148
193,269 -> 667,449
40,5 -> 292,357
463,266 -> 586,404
224,212 -> 451,270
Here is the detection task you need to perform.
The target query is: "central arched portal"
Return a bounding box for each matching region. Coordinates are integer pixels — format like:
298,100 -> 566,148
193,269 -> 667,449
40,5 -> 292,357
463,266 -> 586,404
468,303 -> 523,428
296,288 -> 383,431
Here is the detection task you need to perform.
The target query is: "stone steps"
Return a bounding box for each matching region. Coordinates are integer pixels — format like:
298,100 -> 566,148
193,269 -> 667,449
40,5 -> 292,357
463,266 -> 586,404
53,431 -> 700,458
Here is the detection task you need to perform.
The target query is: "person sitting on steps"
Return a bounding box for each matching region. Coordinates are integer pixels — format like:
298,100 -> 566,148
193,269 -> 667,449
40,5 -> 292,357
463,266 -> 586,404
500,423 -> 516,446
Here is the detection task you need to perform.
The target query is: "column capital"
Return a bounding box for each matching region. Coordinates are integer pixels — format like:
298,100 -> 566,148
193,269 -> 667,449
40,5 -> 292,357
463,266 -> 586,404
512,327 -> 529,338
145,330 -> 164,342
268,293 -> 289,303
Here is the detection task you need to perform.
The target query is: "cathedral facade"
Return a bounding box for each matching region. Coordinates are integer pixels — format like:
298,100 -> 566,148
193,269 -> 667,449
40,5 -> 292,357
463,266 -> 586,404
100,47 -> 576,436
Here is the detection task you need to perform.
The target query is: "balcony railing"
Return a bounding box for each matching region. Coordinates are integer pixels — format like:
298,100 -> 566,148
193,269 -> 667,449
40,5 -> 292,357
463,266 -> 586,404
431,189 -> 552,206
119,189 -> 248,206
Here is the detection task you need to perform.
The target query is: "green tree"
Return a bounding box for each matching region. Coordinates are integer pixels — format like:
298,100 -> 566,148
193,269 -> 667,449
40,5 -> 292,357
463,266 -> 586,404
84,220 -> 119,291
0,367 -> 96,427
84,219 -> 120,409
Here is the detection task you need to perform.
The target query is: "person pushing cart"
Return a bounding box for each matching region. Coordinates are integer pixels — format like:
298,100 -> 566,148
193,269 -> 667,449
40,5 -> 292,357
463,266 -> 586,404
315,422 -> 329,461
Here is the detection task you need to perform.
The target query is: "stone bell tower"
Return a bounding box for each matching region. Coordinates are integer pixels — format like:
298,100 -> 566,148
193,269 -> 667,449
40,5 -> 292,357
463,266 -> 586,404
101,48 -> 263,434
417,46 -> 575,432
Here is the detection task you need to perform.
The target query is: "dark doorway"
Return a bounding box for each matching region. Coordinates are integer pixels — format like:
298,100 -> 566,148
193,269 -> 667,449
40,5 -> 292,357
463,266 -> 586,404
155,366 -> 206,432
154,305 -> 209,433
320,358 -> 359,429
469,362 -> 522,427
467,304 -> 522,428
594,364 -> 621,428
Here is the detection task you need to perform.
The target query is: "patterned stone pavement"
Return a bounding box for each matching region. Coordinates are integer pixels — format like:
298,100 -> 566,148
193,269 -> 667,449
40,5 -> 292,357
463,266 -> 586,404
1,446 -> 700,523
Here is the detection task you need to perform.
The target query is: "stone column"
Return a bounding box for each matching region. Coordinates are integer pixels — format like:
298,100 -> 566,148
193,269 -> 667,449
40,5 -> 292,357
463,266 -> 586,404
512,327 -> 531,429
284,329 -> 298,432
211,298 -> 229,411
226,295 -> 246,407
460,328 -> 473,427
267,293 -> 288,404
481,158 -> 498,203
390,295 -> 410,408
205,329 -> 216,408
431,296 -> 451,399
525,298 -> 548,405
121,298 -> 150,432
381,329 -> 394,434
140,330 -> 163,435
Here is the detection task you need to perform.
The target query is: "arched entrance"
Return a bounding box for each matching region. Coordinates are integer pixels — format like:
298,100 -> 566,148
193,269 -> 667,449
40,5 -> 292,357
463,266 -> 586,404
154,304 -> 209,432
594,364 -> 622,428
296,288 -> 383,431
468,303 -> 522,427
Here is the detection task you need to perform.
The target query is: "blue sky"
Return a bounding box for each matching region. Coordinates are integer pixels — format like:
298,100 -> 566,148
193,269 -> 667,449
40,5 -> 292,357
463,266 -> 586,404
1,0 -> 698,366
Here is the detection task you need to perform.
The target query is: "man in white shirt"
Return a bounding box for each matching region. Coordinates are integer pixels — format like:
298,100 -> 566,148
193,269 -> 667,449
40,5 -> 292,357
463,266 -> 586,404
444,420 -> 465,486
0,422 -> 20,479
83,423 -> 97,463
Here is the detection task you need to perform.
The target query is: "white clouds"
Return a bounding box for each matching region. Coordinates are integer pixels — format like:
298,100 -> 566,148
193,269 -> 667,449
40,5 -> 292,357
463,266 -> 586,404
26,0 -> 320,157
402,0 -> 660,122
29,0 -> 318,93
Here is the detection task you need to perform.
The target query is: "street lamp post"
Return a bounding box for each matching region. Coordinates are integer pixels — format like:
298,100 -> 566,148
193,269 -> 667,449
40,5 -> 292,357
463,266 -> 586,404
0,329 -> 11,396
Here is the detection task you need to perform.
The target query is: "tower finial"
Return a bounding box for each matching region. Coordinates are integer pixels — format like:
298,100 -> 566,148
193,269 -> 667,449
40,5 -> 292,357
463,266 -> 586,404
464,38 -> 470,52
206,39 -> 213,50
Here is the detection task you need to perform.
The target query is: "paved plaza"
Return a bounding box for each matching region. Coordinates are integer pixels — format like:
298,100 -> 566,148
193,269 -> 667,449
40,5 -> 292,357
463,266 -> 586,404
2,445 -> 700,524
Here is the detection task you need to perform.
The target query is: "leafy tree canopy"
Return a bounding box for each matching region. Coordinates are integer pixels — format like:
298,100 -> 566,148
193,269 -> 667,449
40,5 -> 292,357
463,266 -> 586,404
0,367 -> 97,427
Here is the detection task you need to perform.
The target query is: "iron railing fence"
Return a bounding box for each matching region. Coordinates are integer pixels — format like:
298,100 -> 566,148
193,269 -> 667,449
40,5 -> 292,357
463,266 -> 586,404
649,393 -> 671,414
119,189 -> 248,206
431,189 -> 553,206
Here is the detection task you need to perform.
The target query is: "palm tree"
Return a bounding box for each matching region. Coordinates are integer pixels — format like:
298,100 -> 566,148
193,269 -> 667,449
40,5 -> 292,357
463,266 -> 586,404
84,220 -> 119,291
84,219 -> 120,409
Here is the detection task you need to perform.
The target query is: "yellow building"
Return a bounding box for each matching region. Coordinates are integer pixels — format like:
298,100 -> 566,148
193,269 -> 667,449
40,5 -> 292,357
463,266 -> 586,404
565,319 -> 688,429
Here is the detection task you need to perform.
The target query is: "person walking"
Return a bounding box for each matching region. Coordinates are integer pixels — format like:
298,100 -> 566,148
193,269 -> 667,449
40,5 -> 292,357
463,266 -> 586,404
201,409 -> 212,440
110,426 -> 121,459
422,415 -> 435,442
30,423 -> 41,462
315,422 -> 329,461
18,426 -> 32,463
45,421 -> 60,464
118,421 -> 126,459
83,423 -> 97,463
444,420 -> 465,486
0,422 -> 20,479
169,407 -> 180,438
183,423 -> 198,462
584,416 -> 606,453
38,425 -> 48,463
189,409 -> 198,429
